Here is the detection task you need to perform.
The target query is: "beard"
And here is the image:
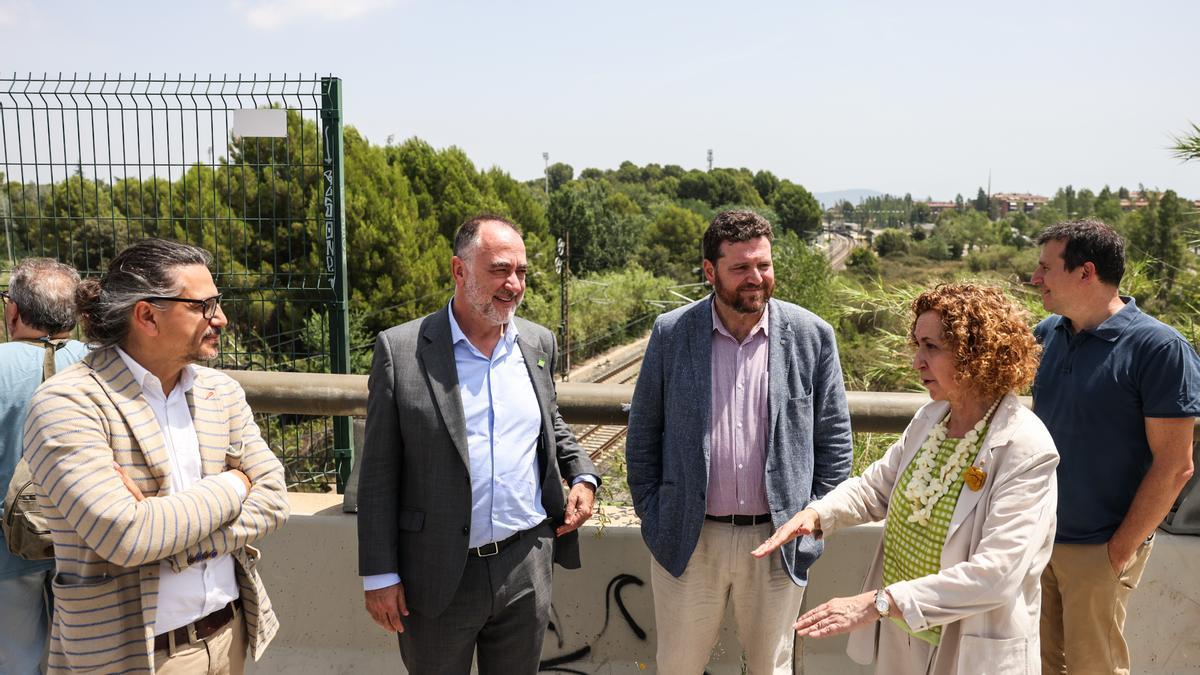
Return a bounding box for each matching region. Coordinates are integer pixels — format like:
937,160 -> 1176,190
466,276 -> 523,326
713,272 -> 773,314
186,328 -> 222,363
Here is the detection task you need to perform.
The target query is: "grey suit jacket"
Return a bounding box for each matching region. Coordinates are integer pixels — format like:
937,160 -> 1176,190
626,297 -> 853,584
357,306 -> 597,616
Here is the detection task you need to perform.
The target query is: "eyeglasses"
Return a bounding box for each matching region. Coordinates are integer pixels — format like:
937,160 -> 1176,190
143,294 -> 223,320
0,290 -> 9,304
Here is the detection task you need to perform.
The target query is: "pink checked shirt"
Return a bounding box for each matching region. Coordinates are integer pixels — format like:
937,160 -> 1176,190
706,300 -> 770,516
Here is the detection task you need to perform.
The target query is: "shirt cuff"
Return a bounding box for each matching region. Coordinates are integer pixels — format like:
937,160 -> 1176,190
571,474 -> 599,488
215,472 -> 249,501
363,573 -> 401,591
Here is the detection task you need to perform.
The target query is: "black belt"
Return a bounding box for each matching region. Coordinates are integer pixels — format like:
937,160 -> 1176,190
468,521 -> 549,558
706,513 -> 772,526
153,599 -> 240,652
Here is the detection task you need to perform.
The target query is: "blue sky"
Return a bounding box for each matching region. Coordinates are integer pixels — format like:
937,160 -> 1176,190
4,0 -> 1199,199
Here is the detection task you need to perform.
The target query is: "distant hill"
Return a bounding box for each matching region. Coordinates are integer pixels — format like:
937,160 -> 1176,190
813,189 -> 884,209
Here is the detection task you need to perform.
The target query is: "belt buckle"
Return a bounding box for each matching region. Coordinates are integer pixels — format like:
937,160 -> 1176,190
477,541 -> 500,557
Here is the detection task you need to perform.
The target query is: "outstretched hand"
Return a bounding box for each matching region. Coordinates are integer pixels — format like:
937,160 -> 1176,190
794,591 -> 879,639
751,508 -> 821,558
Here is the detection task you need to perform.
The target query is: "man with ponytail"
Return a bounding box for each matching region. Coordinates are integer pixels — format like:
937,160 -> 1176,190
22,239 -> 290,674
1,258 -> 87,675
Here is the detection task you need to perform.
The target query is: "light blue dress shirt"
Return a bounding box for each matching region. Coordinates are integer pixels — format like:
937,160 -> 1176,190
363,302 -> 596,591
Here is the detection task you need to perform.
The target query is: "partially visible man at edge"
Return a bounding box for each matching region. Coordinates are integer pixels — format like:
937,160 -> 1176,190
23,238 -> 290,673
1031,219 -> 1199,675
0,258 -> 87,675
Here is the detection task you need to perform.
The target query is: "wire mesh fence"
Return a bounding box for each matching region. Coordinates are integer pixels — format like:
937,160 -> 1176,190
1,73 -> 350,492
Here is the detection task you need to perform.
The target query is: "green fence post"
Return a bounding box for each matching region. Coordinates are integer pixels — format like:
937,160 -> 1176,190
321,77 -> 353,493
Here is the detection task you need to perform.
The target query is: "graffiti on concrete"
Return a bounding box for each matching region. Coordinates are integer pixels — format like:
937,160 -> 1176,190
539,573 -> 647,673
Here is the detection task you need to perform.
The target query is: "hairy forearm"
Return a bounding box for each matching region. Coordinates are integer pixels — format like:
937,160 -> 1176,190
1111,457 -> 1194,554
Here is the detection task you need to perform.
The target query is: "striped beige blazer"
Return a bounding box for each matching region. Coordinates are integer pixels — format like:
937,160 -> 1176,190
22,347 -> 290,673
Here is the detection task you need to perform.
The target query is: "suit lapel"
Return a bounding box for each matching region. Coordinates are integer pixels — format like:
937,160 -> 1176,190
515,329 -> 551,482
689,299 -> 714,469
189,372 -> 230,476
767,300 -> 789,459
86,348 -> 173,494
418,308 -> 470,468
945,394 -> 1021,540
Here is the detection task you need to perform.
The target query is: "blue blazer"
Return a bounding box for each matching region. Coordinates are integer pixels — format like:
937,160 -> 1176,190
625,297 -> 853,584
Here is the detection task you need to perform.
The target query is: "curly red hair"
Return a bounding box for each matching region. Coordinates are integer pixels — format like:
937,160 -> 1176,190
909,283 -> 1040,400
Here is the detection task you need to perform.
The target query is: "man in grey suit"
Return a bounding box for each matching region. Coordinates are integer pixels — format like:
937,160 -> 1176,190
626,210 -> 853,674
357,214 -> 599,674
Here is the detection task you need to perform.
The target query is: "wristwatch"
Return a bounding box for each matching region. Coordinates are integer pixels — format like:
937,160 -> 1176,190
874,589 -> 890,619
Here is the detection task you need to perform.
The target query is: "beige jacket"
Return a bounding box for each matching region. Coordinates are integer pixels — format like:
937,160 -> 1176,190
23,348 -> 290,673
809,392 -> 1058,675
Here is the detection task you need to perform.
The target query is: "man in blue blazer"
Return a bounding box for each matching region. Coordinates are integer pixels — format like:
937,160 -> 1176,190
626,210 -> 853,674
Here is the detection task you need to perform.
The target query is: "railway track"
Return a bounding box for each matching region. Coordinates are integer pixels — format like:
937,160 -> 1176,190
573,351 -> 644,466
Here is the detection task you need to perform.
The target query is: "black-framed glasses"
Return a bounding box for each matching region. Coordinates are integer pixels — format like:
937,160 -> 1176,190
0,290 -> 9,304
143,294 -> 223,320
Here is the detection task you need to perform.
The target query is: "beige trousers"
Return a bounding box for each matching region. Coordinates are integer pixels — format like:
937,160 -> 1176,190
1040,536 -> 1154,675
650,520 -> 805,675
154,606 -> 247,675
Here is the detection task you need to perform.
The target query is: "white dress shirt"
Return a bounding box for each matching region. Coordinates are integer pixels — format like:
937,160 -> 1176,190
115,348 -> 247,635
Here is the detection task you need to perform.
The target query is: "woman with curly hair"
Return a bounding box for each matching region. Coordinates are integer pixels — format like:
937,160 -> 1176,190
753,283 -> 1058,674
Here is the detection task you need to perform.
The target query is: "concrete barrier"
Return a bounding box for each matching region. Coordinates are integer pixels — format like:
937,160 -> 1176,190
247,493 -> 1199,674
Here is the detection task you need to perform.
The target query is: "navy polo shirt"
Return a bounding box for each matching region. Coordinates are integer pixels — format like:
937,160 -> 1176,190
1033,297 -> 1200,544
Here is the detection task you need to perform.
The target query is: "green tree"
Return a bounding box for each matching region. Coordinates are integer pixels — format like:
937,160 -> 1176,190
873,228 -> 910,256
772,182 -> 822,239
639,205 -> 707,280
771,231 -> 833,319
677,170 -> 719,205
1128,190 -> 1186,290
338,127 -> 450,334
546,162 -> 573,192
910,202 -> 932,224
1095,186 -> 1123,224
846,246 -> 881,276
753,170 -> 780,203
548,179 -> 642,275
974,188 -> 989,214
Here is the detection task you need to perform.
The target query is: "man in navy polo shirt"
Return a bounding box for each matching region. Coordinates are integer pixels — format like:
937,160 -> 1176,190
1031,219 -> 1200,675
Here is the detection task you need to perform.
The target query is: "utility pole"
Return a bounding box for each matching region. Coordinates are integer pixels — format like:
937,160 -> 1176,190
707,148 -> 713,172
556,232 -> 570,380
542,152 -> 550,198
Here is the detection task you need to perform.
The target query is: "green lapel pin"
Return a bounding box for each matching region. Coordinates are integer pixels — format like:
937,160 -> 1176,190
537,358 -> 546,368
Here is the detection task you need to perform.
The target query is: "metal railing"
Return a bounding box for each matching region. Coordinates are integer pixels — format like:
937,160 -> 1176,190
224,370 -> 974,432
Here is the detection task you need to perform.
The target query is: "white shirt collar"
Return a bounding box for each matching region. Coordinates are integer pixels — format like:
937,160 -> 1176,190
114,345 -> 196,400
447,299 -> 519,348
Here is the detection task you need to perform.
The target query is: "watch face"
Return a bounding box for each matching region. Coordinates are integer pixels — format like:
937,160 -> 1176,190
875,592 -> 889,615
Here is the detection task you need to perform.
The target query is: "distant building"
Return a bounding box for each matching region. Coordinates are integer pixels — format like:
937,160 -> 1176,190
927,201 -> 957,217
1119,192 -> 1154,211
991,193 -> 1049,217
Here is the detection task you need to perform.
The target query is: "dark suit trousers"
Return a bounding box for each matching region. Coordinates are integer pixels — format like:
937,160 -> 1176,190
398,521 -> 555,674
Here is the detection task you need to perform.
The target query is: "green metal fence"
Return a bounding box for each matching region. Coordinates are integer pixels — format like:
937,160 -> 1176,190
0,73 -> 351,492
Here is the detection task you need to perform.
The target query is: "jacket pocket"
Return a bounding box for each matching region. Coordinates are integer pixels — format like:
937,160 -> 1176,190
958,634 -> 1030,675
52,573 -> 137,672
397,508 -> 425,532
